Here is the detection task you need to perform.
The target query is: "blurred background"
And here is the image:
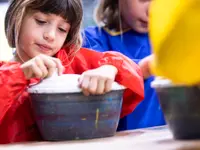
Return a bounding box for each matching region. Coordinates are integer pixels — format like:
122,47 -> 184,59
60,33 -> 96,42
0,0 -> 97,60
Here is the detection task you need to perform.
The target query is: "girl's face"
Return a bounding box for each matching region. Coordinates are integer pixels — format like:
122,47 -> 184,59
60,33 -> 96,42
119,0 -> 151,33
17,11 -> 70,61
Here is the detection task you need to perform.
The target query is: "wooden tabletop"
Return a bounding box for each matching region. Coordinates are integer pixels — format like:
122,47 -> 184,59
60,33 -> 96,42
1,126 -> 200,150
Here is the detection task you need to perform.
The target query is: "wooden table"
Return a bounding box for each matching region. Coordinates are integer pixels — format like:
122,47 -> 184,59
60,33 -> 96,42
1,126 -> 200,150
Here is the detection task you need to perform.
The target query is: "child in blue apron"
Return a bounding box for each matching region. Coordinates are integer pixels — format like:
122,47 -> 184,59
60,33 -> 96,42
82,0 -> 166,131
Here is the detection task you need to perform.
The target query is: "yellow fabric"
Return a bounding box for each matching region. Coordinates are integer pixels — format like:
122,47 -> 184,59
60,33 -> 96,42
103,27 -> 131,36
149,0 -> 200,85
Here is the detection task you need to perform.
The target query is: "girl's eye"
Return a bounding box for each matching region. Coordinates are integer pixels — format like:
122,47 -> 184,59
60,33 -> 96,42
59,28 -> 67,33
35,19 -> 47,24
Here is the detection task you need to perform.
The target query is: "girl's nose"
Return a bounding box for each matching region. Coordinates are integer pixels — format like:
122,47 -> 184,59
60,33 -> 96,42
146,2 -> 150,17
43,27 -> 56,42
146,8 -> 149,17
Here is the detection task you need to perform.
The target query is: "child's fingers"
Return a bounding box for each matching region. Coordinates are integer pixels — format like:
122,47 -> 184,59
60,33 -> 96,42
82,90 -> 90,96
34,57 -> 48,78
80,75 -> 90,90
104,79 -> 113,93
40,55 -> 57,69
96,78 -> 106,95
138,55 -> 153,79
20,64 -> 32,79
31,63 -> 43,78
38,55 -> 58,77
79,75 -> 90,96
52,58 -> 64,75
88,77 -> 98,95
47,67 -> 56,78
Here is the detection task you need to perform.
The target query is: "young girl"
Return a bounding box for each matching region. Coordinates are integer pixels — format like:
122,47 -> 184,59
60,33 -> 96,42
0,0 -> 144,144
83,0 -> 165,131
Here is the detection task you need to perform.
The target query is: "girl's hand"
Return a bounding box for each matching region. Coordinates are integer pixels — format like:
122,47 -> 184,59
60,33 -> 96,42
20,54 -> 64,79
138,55 -> 154,79
79,65 -> 118,96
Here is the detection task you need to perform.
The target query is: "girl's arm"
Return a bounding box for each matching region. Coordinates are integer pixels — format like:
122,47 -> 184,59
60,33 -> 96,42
0,61 -> 42,143
58,48 -> 144,118
0,61 -> 28,122
97,51 -> 144,118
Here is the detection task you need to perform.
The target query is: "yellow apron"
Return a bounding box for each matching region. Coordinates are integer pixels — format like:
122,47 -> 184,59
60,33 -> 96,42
149,0 -> 200,85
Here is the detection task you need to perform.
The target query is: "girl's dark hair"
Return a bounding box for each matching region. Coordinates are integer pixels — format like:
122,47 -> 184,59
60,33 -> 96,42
5,0 -> 83,54
95,0 -> 121,31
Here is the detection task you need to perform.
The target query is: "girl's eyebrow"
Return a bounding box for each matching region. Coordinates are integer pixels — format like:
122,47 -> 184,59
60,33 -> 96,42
59,19 -> 69,24
45,13 -> 69,23
61,18 -> 70,24
38,13 -> 69,24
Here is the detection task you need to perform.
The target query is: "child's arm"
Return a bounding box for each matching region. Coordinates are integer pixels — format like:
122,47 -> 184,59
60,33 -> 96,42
0,61 -> 42,143
59,48 -> 144,118
138,55 -> 154,79
98,51 -> 144,118
0,61 -> 28,121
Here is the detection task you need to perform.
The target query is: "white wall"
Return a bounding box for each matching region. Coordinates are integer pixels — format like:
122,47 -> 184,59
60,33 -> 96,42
0,3 -> 12,61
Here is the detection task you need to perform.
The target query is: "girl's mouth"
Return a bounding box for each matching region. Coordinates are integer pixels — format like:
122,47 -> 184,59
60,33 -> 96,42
36,44 -> 53,52
140,20 -> 148,28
